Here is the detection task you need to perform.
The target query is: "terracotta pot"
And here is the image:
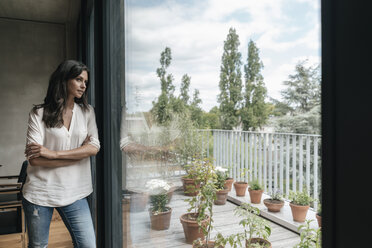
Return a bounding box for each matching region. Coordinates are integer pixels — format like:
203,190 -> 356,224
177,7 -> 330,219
182,177 -> 201,196
316,214 -> 322,227
130,192 -> 148,212
193,240 -> 224,248
214,188 -> 229,205
224,178 -> 234,191
289,203 -> 310,222
180,213 -> 209,244
233,182 -> 248,196
246,238 -> 272,248
263,199 -> 284,212
149,207 -> 172,230
248,188 -> 264,204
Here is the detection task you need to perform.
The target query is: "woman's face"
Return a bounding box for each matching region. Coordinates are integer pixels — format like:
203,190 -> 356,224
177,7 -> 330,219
67,70 -> 88,99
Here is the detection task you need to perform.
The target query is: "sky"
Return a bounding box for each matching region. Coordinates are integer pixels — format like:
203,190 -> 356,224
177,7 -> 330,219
124,0 -> 321,113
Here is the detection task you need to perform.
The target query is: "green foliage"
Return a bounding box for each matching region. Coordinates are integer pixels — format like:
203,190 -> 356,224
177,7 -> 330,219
269,189 -> 283,201
198,182 -> 217,243
273,105 -> 320,134
289,189 -> 314,206
249,179 -> 263,190
214,203 -> 271,247
271,60 -> 321,135
281,60 -> 321,113
180,74 -> 191,105
218,27 -> 243,130
239,168 -> 250,183
151,48 -> 206,128
171,112 -> 203,167
185,158 -> 220,245
215,167 -> 228,190
190,89 -> 204,128
241,40 -> 270,131
234,203 -> 271,247
269,97 -> 294,117
149,194 -> 168,214
294,220 -> 321,248
151,47 -> 176,125
184,158 -> 217,218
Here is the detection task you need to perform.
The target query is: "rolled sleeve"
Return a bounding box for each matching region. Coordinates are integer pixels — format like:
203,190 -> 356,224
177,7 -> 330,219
26,109 -> 43,146
87,105 -> 100,151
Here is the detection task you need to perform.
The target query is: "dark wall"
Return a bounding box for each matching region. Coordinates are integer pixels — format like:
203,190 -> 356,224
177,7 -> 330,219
0,18 -> 66,175
322,0 -> 372,247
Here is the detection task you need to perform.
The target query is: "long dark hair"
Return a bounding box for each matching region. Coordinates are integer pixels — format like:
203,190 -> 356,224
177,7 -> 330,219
33,60 -> 90,128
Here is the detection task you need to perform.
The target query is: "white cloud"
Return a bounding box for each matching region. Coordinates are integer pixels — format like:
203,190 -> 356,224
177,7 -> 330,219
125,0 -> 321,112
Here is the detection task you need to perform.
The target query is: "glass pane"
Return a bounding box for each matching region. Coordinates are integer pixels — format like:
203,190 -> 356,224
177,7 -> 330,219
122,1 -> 321,247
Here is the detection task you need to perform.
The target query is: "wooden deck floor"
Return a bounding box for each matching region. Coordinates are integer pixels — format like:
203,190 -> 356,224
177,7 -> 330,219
123,190 -> 300,248
0,191 -> 300,248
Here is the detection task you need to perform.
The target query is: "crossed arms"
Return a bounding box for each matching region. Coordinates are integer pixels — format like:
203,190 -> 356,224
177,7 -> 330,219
26,135 -> 99,168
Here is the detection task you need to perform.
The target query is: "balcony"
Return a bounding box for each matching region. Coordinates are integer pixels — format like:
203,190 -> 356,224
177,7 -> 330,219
0,130 -> 320,247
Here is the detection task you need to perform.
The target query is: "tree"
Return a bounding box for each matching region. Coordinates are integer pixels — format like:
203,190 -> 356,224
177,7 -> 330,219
203,107 -> 221,129
180,74 -> 191,106
241,40 -> 270,131
274,105 -> 320,134
189,89 -> 204,128
217,27 -> 243,130
281,60 -> 320,113
269,97 -> 293,117
271,61 -> 321,134
151,47 -> 176,124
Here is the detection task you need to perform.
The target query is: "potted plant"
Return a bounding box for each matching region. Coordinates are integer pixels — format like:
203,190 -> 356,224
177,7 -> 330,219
182,159 -> 203,196
180,158 -> 216,244
263,189 -> 284,212
316,203 -> 321,227
192,183 -> 226,248
294,219 -> 321,248
233,168 -> 250,197
214,166 -> 229,205
233,203 -> 272,248
248,180 -> 264,204
224,166 -> 234,191
145,179 -> 172,230
288,189 -> 314,222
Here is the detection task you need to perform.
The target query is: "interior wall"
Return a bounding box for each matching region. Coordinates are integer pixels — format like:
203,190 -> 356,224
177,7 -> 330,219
0,18 -> 74,176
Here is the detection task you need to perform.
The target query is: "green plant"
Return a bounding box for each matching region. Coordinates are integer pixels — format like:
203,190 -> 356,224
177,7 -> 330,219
215,166 -> 228,190
184,158 -> 217,219
249,179 -> 263,190
269,189 -> 283,201
231,203 -> 272,248
172,112 -> 204,167
238,168 -> 250,183
294,219 -> 321,248
145,179 -> 171,214
289,189 -> 314,206
185,158 -> 219,247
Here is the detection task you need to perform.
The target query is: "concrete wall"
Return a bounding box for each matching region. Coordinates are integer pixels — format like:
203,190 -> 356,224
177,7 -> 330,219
0,18 -> 75,176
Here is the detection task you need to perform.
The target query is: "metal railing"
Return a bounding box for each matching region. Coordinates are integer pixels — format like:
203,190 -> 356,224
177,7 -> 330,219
198,129 -> 321,210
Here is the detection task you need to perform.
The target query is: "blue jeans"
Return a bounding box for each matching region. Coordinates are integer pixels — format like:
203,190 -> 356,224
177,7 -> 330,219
22,197 -> 96,248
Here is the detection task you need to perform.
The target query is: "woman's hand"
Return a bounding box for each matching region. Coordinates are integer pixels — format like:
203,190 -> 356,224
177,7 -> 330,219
25,143 -> 57,160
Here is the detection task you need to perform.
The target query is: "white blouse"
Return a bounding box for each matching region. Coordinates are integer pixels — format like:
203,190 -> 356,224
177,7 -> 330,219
22,103 -> 100,207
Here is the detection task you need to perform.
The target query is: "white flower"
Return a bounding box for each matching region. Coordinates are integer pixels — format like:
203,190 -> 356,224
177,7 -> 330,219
215,166 -> 228,173
145,179 -> 171,195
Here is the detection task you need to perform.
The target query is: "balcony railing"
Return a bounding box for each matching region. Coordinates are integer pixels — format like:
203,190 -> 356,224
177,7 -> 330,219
125,129 -> 321,211
198,129 -> 321,211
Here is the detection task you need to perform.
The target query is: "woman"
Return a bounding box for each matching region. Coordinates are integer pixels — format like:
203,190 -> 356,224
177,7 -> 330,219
23,60 -> 100,248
